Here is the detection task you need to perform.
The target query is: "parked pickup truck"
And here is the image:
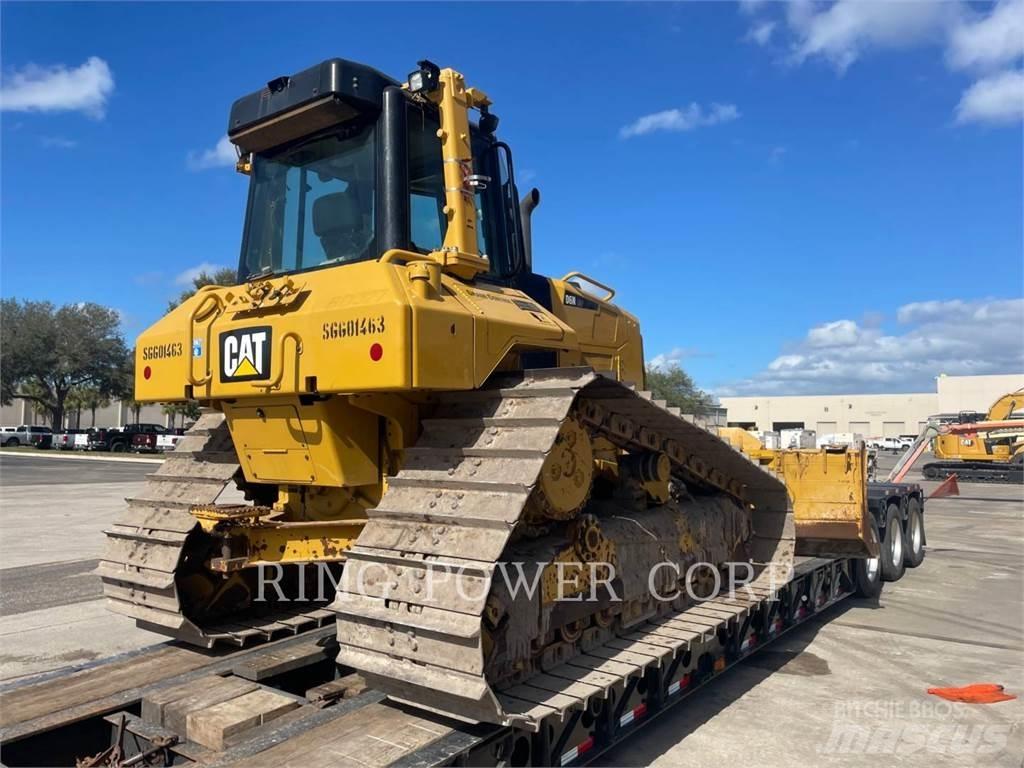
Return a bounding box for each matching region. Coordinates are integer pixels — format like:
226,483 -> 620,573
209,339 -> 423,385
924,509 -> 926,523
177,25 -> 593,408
88,424 -> 167,453
867,437 -> 911,453
1,425 -> 53,447
131,427 -> 185,454
54,429 -> 93,450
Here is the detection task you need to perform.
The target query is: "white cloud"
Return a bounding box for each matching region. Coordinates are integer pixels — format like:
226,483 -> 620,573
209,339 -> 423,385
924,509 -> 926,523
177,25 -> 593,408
40,136 -> 77,149
948,0 -> 1024,72
955,69 -> 1024,124
648,347 -> 707,371
620,103 -> 740,139
186,136 -> 236,171
175,262 -> 227,286
719,298 -> 1024,396
0,56 -> 114,119
745,20 -> 777,47
786,0 -> 954,73
744,0 -> 1024,126
739,0 -> 769,15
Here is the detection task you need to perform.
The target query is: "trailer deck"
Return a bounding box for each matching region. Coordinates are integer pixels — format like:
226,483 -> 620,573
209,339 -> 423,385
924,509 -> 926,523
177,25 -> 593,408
1,557 -> 859,767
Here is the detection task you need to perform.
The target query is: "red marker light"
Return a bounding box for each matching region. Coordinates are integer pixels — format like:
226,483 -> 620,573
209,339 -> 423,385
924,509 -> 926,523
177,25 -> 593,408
143,366 -> 152,380
369,343 -> 383,362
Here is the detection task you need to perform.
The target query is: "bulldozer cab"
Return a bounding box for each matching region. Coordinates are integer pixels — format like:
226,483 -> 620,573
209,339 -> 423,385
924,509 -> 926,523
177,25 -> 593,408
231,58 -> 528,288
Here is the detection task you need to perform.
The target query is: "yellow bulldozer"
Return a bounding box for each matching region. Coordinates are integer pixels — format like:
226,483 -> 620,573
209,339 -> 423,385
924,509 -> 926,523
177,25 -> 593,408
100,58 -> 875,725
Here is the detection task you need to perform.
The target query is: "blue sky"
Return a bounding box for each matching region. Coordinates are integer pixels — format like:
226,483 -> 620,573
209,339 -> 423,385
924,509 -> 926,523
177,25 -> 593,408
2,1 -> 1022,396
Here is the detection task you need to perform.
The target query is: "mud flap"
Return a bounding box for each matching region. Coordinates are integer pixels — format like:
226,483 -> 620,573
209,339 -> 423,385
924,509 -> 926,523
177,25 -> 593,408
777,448 -> 879,558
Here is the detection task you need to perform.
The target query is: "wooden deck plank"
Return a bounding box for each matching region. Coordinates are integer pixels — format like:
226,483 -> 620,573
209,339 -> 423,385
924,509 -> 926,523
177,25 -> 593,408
0,645 -> 212,728
235,701 -> 456,768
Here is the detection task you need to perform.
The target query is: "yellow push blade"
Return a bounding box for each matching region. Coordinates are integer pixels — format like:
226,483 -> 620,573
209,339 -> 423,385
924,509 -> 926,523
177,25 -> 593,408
777,448 -> 880,558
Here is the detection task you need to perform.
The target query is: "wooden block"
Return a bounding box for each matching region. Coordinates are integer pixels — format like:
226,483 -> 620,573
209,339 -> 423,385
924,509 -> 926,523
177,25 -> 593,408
142,674 -> 251,725
232,636 -> 336,682
305,674 -> 367,707
186,688 -> 299,750
162,677 -> 259,735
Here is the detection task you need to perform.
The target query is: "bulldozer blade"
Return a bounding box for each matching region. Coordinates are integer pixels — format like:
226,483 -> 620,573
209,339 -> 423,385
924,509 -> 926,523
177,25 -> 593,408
929,473 -> 960,499
778,448 -> 880,559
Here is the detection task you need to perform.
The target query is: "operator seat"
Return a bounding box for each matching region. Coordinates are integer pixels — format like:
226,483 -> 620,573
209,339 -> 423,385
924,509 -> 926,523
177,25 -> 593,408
313,189 -> 368,263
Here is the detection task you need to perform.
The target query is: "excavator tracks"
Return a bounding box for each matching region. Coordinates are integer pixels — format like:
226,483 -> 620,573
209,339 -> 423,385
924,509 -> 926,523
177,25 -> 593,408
922,460 -> 1024,484
98,412 -> 336,647
333,368 -> 795,728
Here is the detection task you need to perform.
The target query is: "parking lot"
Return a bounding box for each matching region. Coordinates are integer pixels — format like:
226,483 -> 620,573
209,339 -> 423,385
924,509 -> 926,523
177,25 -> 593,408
0,451 -> 1020,765
0,453 -> 163,679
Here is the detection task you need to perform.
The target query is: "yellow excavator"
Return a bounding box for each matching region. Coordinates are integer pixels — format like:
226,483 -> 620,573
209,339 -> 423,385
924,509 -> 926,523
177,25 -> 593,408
924,388 -> 1024,482
100,58 -> 874,725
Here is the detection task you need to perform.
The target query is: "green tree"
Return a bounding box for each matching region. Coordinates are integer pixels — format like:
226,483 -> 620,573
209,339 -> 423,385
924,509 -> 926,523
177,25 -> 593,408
168,267 -> 237,311
75,386 -> 111,427
162,401 -> 201,428
644,363 -> 712,414
20,381 -> 56,424
0,300 -> 130,430
124,398 -> 143,424
64,387 -> 87,428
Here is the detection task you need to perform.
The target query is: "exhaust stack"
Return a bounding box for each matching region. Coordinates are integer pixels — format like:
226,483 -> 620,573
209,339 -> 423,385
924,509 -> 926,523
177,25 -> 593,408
519,188 -> 540,270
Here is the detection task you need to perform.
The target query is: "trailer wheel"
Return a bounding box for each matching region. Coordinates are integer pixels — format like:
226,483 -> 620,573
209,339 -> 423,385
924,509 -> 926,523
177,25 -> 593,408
854,515 -> 883,599
903,499 -> 925,568
881,504 -> 906,582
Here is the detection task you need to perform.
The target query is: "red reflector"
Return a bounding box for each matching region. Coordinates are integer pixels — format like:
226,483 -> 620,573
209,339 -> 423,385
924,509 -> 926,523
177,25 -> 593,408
579,736 -> 594,754
143,366 -> 152,380
369,343 -> 383,361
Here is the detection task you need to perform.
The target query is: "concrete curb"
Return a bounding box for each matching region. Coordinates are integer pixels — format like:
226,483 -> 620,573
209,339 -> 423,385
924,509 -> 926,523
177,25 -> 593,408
0,450 -> 163,465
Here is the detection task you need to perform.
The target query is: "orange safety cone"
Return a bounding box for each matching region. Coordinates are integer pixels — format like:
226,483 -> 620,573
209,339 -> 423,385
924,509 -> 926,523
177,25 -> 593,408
929,473 -> 960,499
927,683 -> 1016,704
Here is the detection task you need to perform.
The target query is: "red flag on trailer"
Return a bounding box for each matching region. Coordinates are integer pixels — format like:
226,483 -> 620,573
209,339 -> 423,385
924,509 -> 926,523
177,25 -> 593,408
929,474 -> 960,499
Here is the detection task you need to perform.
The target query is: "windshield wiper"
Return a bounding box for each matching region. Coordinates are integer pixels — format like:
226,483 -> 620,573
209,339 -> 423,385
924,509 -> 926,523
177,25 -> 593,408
246,264 -> 275,281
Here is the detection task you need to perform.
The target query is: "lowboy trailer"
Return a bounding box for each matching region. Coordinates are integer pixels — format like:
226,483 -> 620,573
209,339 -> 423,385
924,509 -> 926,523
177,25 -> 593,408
1,541 -> 924,767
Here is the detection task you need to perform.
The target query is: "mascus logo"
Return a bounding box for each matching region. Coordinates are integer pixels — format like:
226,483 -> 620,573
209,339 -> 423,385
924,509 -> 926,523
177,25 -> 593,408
220,327 -> 272,382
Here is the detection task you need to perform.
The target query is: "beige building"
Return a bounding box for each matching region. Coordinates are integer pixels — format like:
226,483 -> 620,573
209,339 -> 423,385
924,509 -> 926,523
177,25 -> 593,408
719,373 -> 1024,439
1,398 -> 174,430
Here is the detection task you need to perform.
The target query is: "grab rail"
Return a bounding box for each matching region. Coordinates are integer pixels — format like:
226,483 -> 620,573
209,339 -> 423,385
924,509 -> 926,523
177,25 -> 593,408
186,288 -> 225,387
252,331 -> 303,392
561,271 -> 616,302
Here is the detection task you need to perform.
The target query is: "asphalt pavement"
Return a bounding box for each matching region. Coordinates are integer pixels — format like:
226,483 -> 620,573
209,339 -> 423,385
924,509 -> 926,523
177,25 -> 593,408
0,452 -> 156,485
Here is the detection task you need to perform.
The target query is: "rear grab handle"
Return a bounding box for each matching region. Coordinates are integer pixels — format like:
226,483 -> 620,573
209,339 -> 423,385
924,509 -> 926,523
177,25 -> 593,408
561,271 -> 616,302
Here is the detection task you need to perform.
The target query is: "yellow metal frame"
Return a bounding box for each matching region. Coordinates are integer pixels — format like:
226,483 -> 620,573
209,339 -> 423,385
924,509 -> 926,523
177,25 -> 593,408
718,428 -> 877,557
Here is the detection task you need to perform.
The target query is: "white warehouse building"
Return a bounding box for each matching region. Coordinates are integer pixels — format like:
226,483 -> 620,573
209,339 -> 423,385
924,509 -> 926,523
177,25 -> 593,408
719,373 -> 1024,438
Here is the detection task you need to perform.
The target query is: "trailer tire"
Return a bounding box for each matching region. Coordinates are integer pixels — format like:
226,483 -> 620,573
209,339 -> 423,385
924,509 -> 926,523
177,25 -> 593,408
854,516 -> 883,599
881,504 -> 906,582
903,498 -> 925,568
